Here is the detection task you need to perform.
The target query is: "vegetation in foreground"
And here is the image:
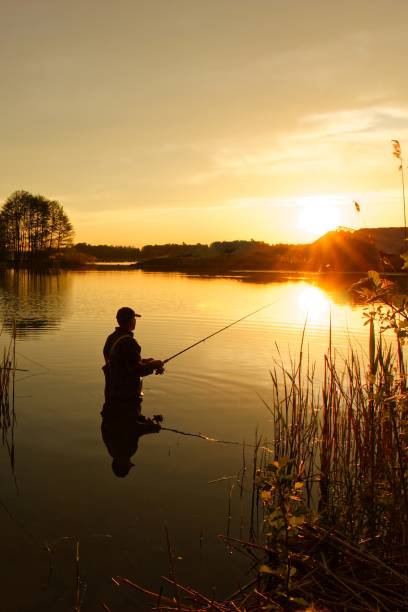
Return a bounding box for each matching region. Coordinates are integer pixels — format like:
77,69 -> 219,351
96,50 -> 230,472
250,315 -> 407,609
106,275 -> 407,611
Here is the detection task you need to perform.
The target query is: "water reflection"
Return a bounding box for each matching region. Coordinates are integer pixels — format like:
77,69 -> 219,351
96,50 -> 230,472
187,271 -> 364,305
101,407 -> 161,477
0,269 -> 71,337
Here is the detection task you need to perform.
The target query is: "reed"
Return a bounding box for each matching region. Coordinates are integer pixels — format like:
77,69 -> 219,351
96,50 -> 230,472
391,139 -> 407,240
0,323 -> 16,474
252,315 -> 408,610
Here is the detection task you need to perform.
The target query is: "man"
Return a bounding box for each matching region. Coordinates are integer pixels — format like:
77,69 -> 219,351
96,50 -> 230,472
102,306 -> 164,414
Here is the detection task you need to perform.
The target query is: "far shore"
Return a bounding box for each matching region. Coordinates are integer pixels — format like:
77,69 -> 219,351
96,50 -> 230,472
1,226 -> 407,276
2,261 -> 408,279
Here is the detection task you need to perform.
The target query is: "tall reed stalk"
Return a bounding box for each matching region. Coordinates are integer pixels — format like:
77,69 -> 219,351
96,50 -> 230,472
0,323 -> 16,474
392,139 -> 407,240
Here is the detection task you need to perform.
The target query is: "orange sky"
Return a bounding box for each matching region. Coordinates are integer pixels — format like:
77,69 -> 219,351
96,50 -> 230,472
1,0 -> 408,245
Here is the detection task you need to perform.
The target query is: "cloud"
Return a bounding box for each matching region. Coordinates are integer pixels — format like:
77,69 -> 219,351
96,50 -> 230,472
187,105 -> 408,184
228,189 -> 400,211
302,106 -> 408,141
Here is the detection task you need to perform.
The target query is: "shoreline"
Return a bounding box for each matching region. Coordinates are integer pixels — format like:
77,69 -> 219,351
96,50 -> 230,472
1,261 -> 407,278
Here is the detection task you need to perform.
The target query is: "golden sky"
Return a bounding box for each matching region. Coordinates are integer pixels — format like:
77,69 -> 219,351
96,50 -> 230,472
1,0 -> 408,245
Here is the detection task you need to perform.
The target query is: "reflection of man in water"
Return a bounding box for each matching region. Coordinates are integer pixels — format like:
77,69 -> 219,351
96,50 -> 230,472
101,412 -> 161,477
102,306 -> 164,415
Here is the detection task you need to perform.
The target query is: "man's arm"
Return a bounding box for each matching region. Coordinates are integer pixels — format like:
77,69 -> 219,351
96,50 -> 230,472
125,339 -> 164,376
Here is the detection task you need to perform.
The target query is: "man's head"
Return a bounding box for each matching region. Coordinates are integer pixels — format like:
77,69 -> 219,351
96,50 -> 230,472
111,456 -> 135,477
116,306 -> 141,330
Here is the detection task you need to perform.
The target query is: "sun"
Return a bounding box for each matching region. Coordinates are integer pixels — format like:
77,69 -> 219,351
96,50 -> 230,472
296,196 -> 341,239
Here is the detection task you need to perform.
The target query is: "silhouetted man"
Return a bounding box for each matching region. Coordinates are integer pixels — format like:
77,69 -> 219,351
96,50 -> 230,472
102,306 -> 164,415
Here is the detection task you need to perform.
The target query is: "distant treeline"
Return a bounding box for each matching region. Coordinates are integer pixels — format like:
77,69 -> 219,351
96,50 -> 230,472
74,240 -> 298,262
75,243 -> 141,261
133,239 -> 311,270
75,230 -> 407,273
139,242 -> 208,258
130,232 -> 407,273
75,241 -> 221,261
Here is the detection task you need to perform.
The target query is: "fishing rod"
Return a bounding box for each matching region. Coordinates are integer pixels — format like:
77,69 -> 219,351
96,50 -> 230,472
162,303 -> 271,365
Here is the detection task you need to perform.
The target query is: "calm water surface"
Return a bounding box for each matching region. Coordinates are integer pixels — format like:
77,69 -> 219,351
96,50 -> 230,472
0,269 -> 370,611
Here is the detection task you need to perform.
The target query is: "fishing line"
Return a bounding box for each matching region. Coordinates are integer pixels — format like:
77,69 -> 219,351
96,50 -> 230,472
161,426 -> 272,451
13,350 -> 50,382
162,303 -> 272,364
15,350 -> 49,371
161,426 -> 241,445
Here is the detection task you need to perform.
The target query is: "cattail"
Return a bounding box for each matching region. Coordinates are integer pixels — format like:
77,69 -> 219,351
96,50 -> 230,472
391,139 -> 406,239
392,139 -> 402,159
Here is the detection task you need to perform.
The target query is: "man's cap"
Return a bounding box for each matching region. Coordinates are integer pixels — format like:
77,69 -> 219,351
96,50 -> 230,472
116,306 -> 141,323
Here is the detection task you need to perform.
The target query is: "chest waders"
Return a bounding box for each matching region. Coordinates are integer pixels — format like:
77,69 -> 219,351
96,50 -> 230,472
103,335 -> 144,399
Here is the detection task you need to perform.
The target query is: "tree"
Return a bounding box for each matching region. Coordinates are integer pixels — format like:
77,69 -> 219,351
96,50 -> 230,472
0,190 -> 74,263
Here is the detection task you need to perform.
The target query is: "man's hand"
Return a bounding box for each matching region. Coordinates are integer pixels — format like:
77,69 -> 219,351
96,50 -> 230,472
152,360 -> 164,375
142,357 -> 164,374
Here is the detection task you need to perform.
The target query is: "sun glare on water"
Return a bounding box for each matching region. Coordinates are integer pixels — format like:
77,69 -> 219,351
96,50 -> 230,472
297,197 -> 341,239
298,286 -> 331,324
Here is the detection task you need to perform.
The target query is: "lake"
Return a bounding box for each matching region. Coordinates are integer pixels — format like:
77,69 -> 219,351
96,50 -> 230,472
0,268 -> 373,611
